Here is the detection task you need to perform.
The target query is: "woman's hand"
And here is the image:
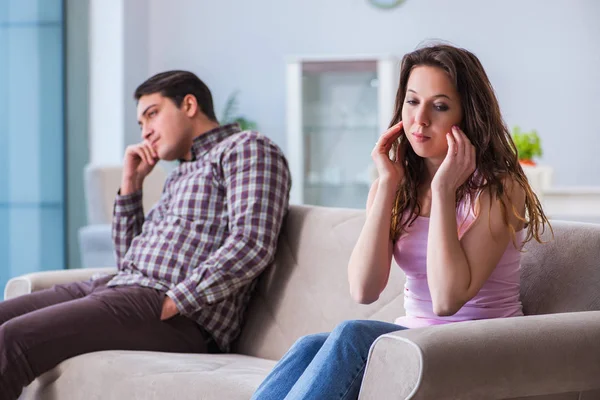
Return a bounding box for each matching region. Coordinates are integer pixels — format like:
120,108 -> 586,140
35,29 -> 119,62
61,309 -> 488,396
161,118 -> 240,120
372,121 -> 406,187
432,125 -> 476,194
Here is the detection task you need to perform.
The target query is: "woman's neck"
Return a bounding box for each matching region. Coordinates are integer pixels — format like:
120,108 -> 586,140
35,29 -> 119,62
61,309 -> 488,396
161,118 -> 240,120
423,156 -> 444,182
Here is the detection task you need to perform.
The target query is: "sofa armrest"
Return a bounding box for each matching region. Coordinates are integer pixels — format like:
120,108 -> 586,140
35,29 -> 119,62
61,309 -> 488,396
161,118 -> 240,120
4,267 -> 117,300
359,311 -> 600,400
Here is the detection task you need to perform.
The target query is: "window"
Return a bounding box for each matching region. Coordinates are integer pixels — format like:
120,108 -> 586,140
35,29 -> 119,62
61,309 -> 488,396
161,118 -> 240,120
0,0 -> 65,292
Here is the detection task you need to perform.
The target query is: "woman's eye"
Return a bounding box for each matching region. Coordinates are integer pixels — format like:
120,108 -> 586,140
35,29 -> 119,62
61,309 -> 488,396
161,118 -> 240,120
405,99 -> 418,105
434,104 -> 449,111
149,111 -> 157,117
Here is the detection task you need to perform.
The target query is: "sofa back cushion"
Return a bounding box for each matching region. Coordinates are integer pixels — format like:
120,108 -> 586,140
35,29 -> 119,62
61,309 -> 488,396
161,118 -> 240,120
520,220 -> 600,315
235,205 -> 600,361
233,205 -> 405,360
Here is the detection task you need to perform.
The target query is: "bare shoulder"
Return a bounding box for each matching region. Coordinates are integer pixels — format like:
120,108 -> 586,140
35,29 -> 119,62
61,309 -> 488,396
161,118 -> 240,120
475,176 -> 526,231
503,175 -> 526,203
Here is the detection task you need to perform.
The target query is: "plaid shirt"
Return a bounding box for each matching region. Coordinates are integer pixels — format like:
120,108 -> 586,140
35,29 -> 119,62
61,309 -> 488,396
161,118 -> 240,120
108,124 -> 291,351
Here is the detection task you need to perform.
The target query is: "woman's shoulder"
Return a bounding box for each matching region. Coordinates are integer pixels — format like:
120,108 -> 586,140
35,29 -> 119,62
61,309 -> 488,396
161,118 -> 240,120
469,172 -> 525,206
483,175 -> 526,213
467,175 -> 526,233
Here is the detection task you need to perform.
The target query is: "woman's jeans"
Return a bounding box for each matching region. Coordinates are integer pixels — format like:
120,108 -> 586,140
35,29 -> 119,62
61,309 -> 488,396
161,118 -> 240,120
251,320 -> 407,400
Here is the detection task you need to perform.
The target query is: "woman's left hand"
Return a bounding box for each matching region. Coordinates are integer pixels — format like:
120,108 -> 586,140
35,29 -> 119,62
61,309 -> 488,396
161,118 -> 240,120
431,126 -> 476,194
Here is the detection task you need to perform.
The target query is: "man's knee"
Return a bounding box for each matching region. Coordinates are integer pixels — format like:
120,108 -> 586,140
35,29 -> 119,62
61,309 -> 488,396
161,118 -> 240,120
0,318 -> 24,350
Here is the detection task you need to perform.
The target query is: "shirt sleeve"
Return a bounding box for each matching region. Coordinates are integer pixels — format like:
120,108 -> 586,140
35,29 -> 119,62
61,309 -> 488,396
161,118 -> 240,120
111,190 -> 144,267
167,135 -> 291,315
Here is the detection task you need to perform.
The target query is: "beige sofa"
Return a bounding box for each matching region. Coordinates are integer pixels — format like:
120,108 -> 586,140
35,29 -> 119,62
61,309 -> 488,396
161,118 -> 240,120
6,205 -> 600,400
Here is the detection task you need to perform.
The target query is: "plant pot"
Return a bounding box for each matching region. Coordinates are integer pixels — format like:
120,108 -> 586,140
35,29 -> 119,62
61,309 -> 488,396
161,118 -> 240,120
519,159 -> 537,167
520,164 -> 554,200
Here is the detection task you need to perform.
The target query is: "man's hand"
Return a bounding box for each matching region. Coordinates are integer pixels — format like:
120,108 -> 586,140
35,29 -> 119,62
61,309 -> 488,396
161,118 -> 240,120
160,296 -> 179,320
121,142 -> 159,195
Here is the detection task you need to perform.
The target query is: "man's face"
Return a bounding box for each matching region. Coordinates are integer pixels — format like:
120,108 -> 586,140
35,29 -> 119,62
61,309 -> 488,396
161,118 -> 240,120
137,93 -> 193,161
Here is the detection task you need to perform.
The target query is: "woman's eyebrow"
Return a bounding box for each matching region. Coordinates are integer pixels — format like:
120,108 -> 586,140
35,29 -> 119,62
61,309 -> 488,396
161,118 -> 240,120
407,89 -> 451,100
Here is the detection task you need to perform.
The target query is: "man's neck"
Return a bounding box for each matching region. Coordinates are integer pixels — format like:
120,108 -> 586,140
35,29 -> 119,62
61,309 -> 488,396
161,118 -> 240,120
181,121 -> 221,161
193,121 -> 220,139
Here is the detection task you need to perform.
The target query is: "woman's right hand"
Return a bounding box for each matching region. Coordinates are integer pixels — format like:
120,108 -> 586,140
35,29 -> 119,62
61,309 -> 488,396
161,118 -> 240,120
371,121 -> 405,187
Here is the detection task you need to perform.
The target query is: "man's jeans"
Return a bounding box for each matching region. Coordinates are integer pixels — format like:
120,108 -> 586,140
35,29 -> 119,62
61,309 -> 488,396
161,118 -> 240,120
252,320 -> 407,400
0,275 -> 208,400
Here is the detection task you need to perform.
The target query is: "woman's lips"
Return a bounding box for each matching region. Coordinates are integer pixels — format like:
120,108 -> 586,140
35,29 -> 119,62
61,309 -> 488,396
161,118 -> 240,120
412,133 -> 431,143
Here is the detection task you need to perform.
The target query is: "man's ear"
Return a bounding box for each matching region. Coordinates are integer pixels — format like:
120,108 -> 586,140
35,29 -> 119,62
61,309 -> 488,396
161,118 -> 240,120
182,94 -> 199,117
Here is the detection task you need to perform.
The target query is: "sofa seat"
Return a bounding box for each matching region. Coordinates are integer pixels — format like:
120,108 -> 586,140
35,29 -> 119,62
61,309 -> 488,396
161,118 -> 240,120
21,351 -> 275,400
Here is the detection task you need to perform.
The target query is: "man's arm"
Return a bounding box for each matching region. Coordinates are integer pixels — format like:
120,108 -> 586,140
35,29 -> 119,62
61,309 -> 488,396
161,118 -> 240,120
166,136 -> 291,315
112,142 -> 159,267
112,190 -> 145,267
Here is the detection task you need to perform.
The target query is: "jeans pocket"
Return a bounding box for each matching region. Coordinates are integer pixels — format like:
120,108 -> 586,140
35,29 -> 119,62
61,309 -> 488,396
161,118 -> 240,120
153,290 -> 168,320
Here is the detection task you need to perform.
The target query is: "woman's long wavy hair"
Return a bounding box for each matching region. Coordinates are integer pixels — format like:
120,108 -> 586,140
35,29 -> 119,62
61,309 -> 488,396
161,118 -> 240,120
389,44 -> 550,245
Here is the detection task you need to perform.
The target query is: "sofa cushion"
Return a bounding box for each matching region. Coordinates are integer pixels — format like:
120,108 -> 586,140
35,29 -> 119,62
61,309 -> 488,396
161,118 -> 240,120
234,205 -> 406,361
21,351 -> 275,400
235,208 -> 600,361
521,220 -> 600,315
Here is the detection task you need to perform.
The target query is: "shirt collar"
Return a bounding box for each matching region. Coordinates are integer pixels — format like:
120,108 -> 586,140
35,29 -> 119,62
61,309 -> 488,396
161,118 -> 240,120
186,123 -> 241,161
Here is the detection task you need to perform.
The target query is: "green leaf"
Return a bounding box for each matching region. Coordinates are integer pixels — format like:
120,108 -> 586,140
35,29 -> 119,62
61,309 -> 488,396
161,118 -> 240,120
220,90 -> 258,131
511,126 -> 542,161
221,90 -> 240,124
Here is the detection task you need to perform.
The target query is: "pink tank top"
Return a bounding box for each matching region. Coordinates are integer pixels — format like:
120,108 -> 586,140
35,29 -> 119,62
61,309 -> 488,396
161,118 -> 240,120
393,194 -> 525,328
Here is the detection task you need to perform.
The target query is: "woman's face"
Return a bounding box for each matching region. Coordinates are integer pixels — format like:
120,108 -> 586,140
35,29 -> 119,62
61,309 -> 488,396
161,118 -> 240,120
401,65 -> 463,161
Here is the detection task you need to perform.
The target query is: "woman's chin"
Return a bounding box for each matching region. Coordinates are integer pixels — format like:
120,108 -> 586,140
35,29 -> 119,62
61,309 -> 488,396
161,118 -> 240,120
412,148 -> 447,161
412,148 -> 436,158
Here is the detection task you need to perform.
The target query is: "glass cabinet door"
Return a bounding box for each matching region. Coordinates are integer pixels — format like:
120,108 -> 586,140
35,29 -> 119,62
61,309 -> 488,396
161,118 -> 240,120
302,61 -> 379,208
287,56 -> 398,209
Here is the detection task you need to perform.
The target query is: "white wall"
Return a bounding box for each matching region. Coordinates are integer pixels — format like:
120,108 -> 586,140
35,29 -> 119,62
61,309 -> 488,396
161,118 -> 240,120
145,0 -> 600,186
89,0 -> 150,166
123,0 -> 149,148
89,0 -> 124,165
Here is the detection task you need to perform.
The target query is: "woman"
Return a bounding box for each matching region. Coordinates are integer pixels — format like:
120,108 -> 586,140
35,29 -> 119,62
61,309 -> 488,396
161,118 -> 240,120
251,43 -> 550,400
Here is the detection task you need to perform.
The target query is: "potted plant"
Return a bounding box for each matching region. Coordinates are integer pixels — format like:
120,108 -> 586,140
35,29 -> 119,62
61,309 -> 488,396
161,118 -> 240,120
511,126 -> 542,166
220,90 -> 258,131
511,125 -> 553,197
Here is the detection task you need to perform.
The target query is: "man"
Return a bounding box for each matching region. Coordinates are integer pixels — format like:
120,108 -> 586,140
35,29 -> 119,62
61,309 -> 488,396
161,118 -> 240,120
0,71 -> 291,399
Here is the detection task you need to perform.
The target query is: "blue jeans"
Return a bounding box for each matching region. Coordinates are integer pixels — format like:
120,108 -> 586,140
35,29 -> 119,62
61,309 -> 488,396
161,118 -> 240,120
251,320 -> 406,400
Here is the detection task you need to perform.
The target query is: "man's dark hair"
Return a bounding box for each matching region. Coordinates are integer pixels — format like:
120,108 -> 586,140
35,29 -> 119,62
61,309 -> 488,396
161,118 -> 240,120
134,70 -> 218,122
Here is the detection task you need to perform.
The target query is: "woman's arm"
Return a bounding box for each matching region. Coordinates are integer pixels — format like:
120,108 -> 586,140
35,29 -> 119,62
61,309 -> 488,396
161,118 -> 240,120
349,122 -> 405,304
427,127 -> 525,316
347,178 -> 397,304
427,181 -> 525,316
